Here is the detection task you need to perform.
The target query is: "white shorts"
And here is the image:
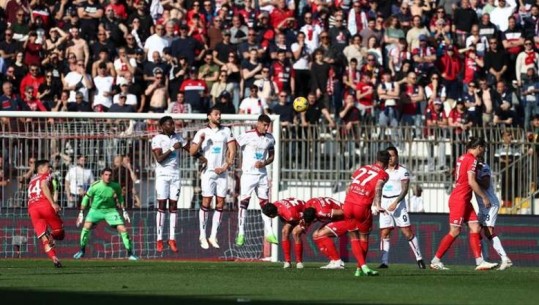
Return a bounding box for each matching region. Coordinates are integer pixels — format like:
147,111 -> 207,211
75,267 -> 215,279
155,175 -> 181,201
379,197 -> 411,229
201,170 -> 227,198
240,173 -> 269,200
478,204 -> 499,227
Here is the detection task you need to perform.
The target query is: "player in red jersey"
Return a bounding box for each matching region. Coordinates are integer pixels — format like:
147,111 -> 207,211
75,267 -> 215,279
430,137 -> 498,271
27,160 -> 64,268
262,198 -> 306,269
302,197 -> 346,269
345,150 -> 390,276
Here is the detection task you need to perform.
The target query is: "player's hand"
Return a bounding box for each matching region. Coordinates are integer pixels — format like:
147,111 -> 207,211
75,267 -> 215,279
255,161 -> 266,168
371,205 -> 379,216
482,196 -> 491,208
387,202 -> 397,212
172,142 -> 181,150
122,209 -> 131,223
51,203 -> 61,213
76,211 -> 84,227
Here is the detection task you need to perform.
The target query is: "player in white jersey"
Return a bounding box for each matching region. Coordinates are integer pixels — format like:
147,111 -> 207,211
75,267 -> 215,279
190,107 -> 236,249
235,114 -> 277,246
151,116 -> 207,253
476,159 -> 513,270
378,146 -> 425,269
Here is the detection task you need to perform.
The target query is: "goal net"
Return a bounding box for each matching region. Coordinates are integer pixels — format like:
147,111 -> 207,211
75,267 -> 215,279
0,111 -> 281,262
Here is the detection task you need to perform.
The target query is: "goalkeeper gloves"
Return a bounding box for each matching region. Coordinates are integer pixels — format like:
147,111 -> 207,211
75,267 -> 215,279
76,211 -> 84,227
122,209 -> 131,223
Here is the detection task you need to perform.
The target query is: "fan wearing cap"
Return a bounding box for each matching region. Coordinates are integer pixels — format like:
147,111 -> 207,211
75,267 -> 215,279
109,92 -> 136,114
179,66 -> 209,113
438,44 -> 462,100
412,34 -> 437,77
170,23 -> 206,66
113,79 -> 137,106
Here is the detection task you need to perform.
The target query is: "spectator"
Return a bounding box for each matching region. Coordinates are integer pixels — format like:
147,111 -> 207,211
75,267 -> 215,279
521,68 -> 539,131
23,32 -> 44,66
239,84 -> 268,115
101,7 -> 129,49
64,155 -> 94,208
77,0 -> 104,42
179,66 -> 208,113
478,77 -> 495,126
406,15 -> 430,52
145,70 -> 169,113
144,23 -> 169,63
128,1 -> 152,43
65,23 -> 90,68
490,0 -> 517,32
461,45 -> 484,92
409,185 -> 425,213
448,99 -> 473,158
301,91 -> 335,128
19,64 -> 44,98
355,71 -> 376,124
240,48 -> 263,98
207,17 -> 224,51
453,0 -> 478,47
478,12 -> 499,43
502,16 -> 524,81
22,85 -> 46,112
412,35 -> 437,81
377,71 -> 400,129
210,70 -> 234,105
213,90 -> 236,114
425,72 -> 447,104
291,32 -> 312,99
63,60 -> 93,103
11,9 -> 29,42
198,53 -> 219,91
360,17 -> 383,49
493,100 -> 517,128
113,47 -> 136,85
213,30 -> 236,67
238,28 -> 262,61
388,38 -> 411,78
432,18 -> 453,55
229,14 -> 248,46
364,35 -> 383,66
342,58 -> 361,99
384,16 -> 405,55
109,93 -> 136,113
524,5 -> 539,47
495,131 -> 522,207
438,45 -> 462,100
67,91 -> 92,112
92,63 -> 114,112
425,98 -> 449,172
111,155 -> 141,209
400,71 -> 425,138
461,81 -> 483,126
222,51 -> 241,109
347,1 -> 368,36
515,38 -> 539,87
328,13 -> 351,54
270,49 -> 294,99
465,24 -> 487,57
343,34 -> 363,67
38,70 -> 62,110
300,12 -> 322,52
253,66 -> 278,106
310,48 -> 331,109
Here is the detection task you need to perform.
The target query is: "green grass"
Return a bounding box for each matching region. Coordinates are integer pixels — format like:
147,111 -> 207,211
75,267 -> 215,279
0,260 -> 538,305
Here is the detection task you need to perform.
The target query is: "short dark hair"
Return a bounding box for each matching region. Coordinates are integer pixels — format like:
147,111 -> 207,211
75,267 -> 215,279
101,167 -> 113,175
262,202 -> 278,218
159,115 -> 173,126
35,160 -> 50,169
207,106 -> 221,116
258,114 -> 271,123
386,146 -> 398,157
466,137 -> 486,149
303,207 -> 317,224
377,150 -> 390,166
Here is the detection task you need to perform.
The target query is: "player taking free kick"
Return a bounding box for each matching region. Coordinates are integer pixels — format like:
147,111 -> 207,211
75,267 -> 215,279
73,168 -> 137,260
28,160 -> 65,268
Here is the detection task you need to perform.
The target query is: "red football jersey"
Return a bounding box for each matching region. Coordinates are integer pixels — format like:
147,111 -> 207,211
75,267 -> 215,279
27,173 -> 53,206
451,152 -> 478,202
274,198 -> 306,223
305,197 -> 343,221
345,164 -> 389,206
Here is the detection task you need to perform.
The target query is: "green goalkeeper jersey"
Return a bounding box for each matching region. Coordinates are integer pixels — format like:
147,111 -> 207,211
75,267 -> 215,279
81,180 -> 124,210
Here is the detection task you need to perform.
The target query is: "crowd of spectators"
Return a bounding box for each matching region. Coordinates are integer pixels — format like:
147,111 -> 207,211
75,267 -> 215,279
1,0 -> 539,139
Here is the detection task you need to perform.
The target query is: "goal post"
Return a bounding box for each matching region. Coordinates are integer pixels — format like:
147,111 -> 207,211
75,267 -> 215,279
0,111 -> 280,262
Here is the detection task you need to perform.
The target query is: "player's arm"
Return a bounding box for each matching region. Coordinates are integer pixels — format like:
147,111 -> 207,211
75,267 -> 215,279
468,170 -> 490,208
478,172 -> 490,190
80,184 -> 94,211
152,146 -> 177,163
263,148 -> 275,166
373,179 -> 386,213
389,179 -> 410,211
41,179 -> 60,212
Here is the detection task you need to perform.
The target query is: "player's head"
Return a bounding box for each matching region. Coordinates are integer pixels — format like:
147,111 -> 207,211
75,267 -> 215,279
101,167 -> 113,183
207,106 -> 222,126
466,136 -> 486,157
35,160 -> 50,174
303,207 -> 317,224
385,146 -> 398,167
256,114 -> 271,134
262,202 -> 278,218
376,150 -> 391,168
159,116 -> 175,134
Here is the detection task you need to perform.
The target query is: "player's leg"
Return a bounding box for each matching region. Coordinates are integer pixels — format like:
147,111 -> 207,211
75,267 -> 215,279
257,175 -> 277,244
155,176 -> 170,252
199,171 -> 213,248
74,220 -> 95,259
291,224 -> 304,268
378,197 -> 394,268
29,206 -> 61,267
236,175 -> 255,246
167,176 -> 181,252
482,205 -> 512,269
115,223 -> 137,260
208,173 -> 227,248
316,223 -> 344,269
395,207 -> 425,269
464,204 -> 497,270
431,200 -> 463,270
281,222 -> 293,268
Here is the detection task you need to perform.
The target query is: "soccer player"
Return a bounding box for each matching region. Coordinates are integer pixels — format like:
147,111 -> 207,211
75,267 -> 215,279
476,158 -> 513,270
430,137 -> 498,270
190,107 -> 236,249
151,116 -> 206,252
378,146 -> 425,269
235,114 -> 277,246
345,150 -> 390,276
27,160 -> 64,268
262,198 -> 307,269
73,168 -> 137,260
302,197 -> 346,269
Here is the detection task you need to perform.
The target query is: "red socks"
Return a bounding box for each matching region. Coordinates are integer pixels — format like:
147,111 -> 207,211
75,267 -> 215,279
294,242 -> 303,263
469,232 -> 482,259
351,238 -> 366,267
314,236 -> 340,261
435,234 -> 456,259
282,240 -> 291,262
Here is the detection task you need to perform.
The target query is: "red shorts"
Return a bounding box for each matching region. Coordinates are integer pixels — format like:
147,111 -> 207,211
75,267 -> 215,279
448,199 -> 477,226
28,203 -> 63,238
343,204 -> 373,234
325,219 -> 357,236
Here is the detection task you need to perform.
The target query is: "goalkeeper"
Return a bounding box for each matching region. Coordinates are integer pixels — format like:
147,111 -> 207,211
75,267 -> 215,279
73,168 -> 138,260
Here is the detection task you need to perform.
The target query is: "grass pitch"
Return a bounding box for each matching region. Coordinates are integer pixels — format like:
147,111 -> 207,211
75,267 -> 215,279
0,260 -> 537,305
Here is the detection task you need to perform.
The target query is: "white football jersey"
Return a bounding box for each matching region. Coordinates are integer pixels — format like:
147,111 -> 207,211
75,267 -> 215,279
475,162 -> 500,207
236,129 -> 275,174
151,133 -> 187,176
382,165 -> 410,198
192,126 -> 235,171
